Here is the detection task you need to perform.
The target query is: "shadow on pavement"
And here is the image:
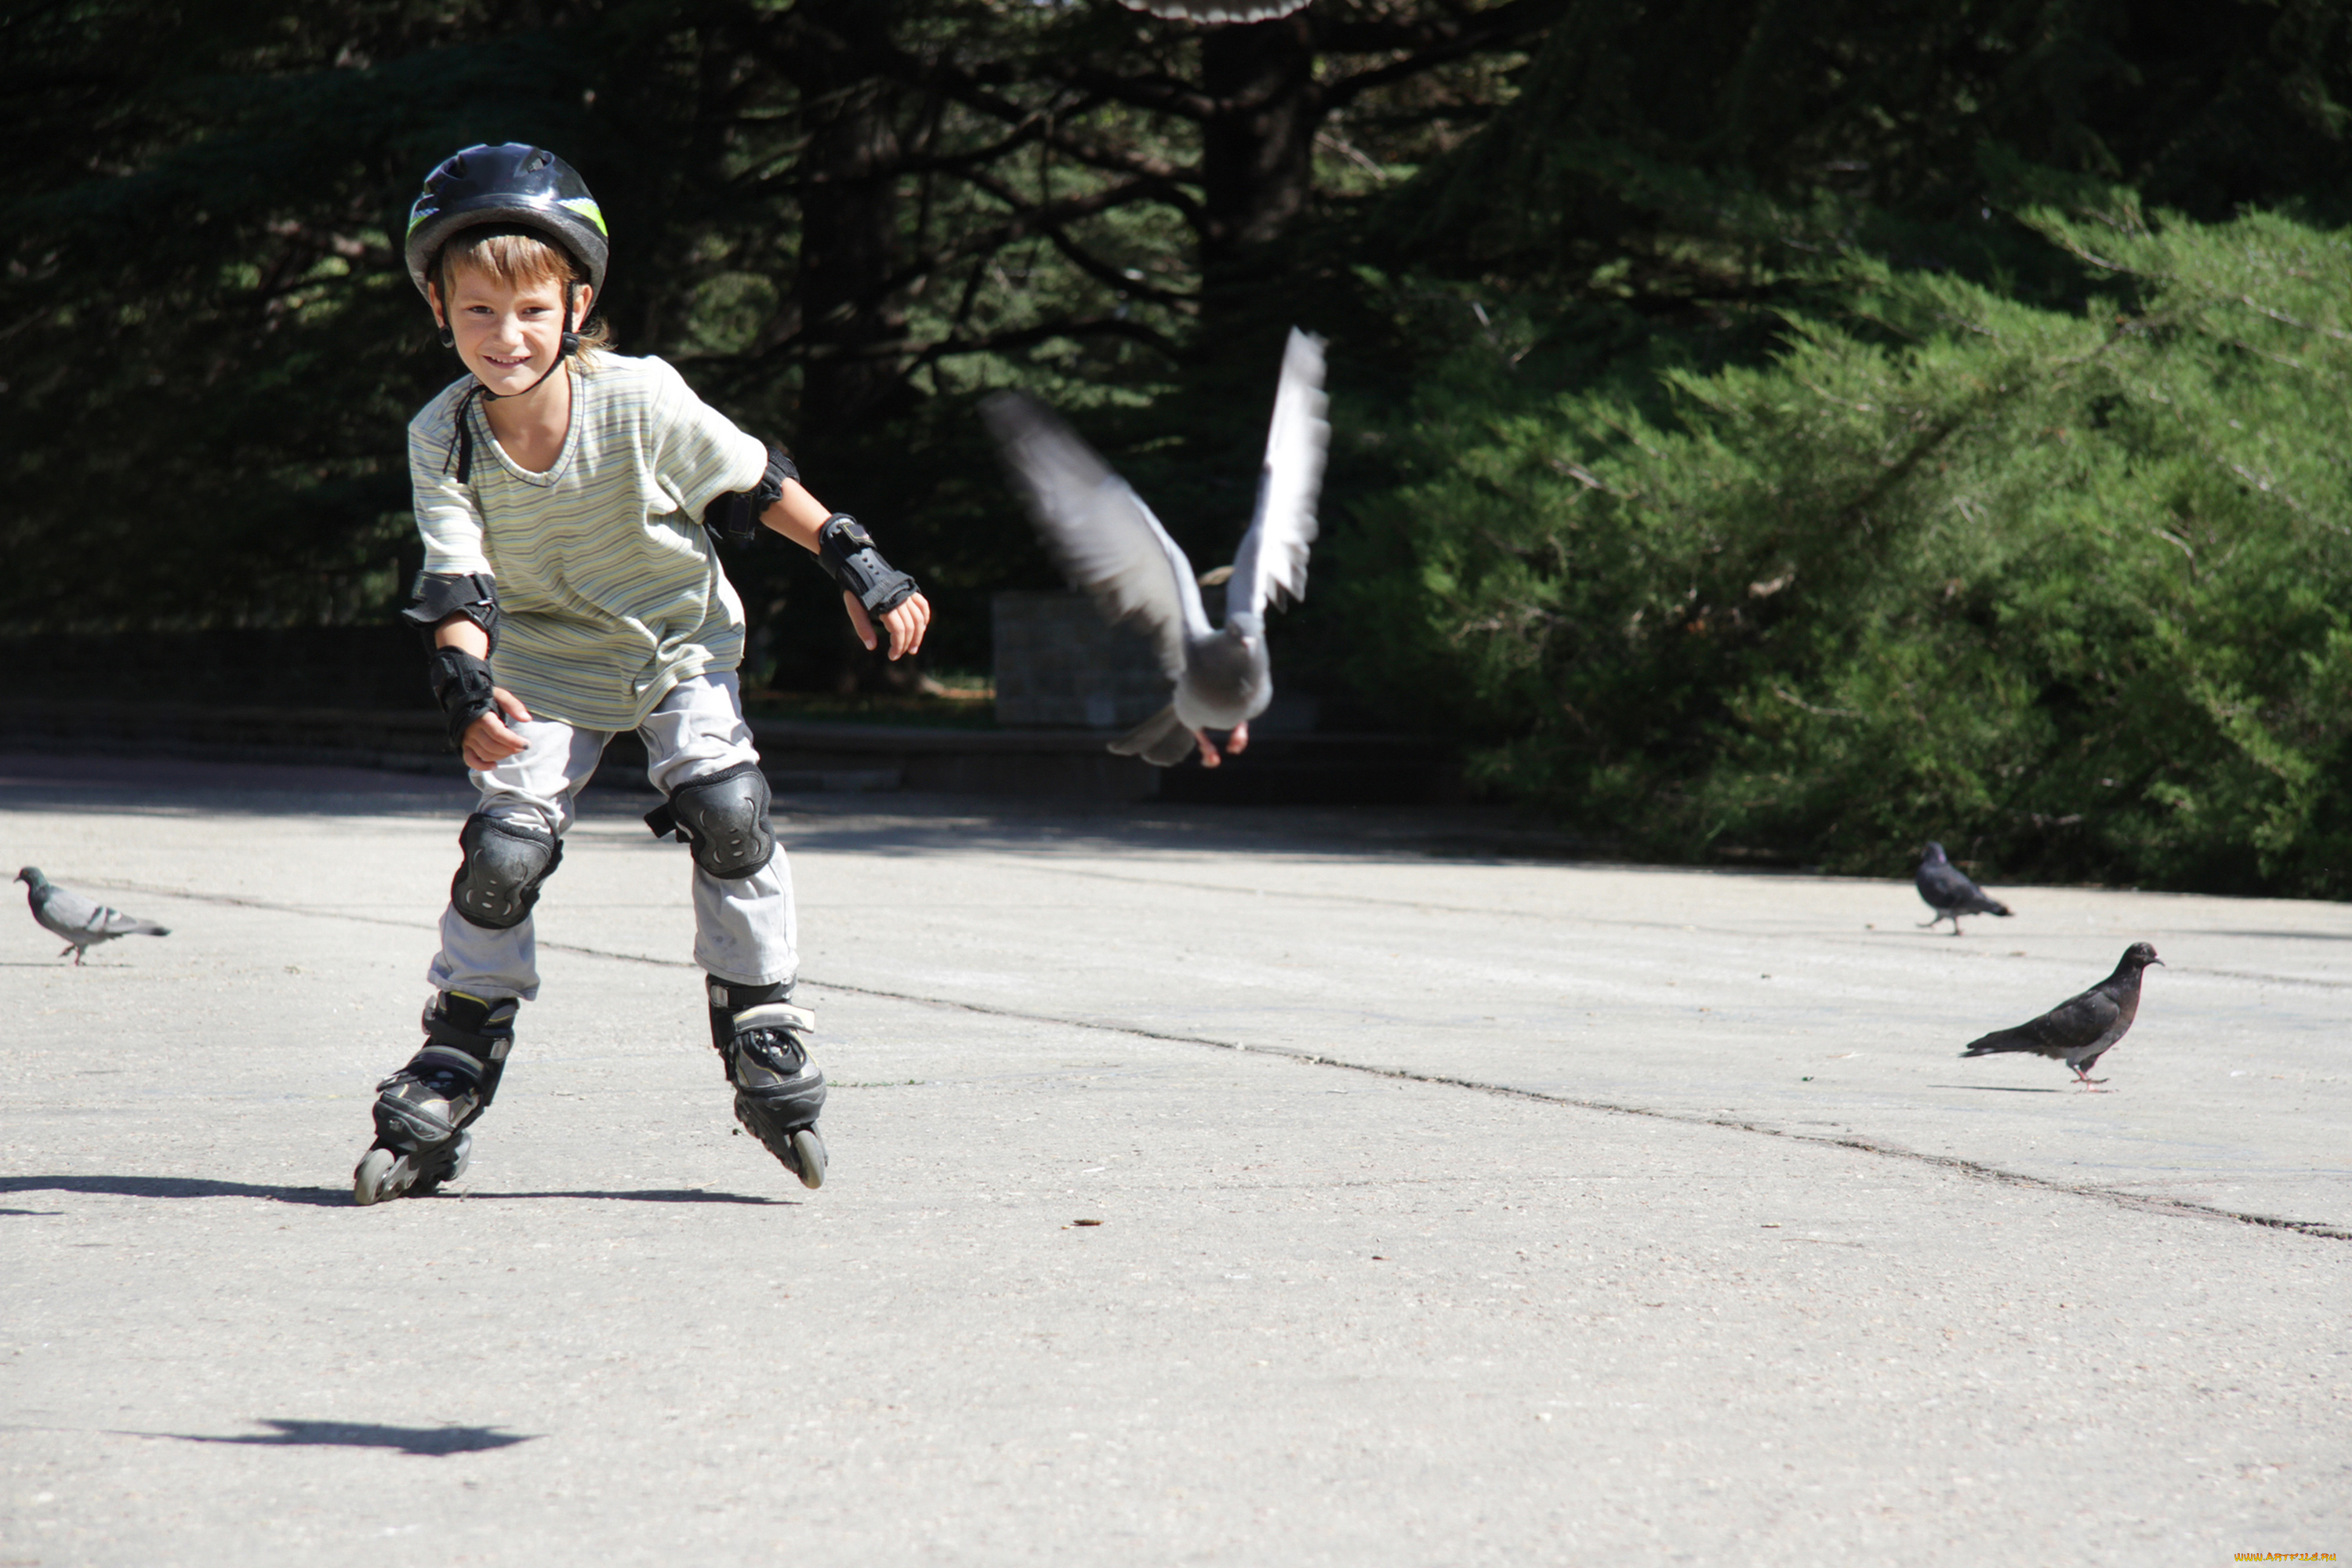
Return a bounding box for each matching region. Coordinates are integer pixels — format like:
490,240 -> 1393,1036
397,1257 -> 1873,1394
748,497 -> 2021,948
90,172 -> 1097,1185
132,1419 -> 535,1457
2200,928 -> 2352,942
457,1187 -> 793,1205
1926,1083 -> 2066,1094
0,1175 -> 791,1206
0,1175 -> 349,1205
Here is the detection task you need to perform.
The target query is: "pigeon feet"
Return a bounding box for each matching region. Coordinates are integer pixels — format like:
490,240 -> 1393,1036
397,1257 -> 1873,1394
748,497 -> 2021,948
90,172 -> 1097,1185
1192,721 -> 1250,768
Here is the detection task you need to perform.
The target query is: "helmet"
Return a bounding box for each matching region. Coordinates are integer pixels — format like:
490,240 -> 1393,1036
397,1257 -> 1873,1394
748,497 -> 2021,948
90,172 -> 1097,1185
403,143 -> 610,301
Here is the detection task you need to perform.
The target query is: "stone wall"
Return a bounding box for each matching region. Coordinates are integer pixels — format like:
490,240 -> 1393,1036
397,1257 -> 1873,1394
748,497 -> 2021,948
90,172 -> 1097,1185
991,590 -> 1168,730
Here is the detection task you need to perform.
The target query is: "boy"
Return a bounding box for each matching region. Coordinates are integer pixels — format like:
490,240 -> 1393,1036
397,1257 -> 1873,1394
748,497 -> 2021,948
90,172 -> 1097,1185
354,143 -> 929,1204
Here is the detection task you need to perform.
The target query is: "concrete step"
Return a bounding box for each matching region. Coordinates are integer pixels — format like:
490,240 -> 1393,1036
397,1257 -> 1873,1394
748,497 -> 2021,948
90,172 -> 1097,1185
0,701 -> 1453,804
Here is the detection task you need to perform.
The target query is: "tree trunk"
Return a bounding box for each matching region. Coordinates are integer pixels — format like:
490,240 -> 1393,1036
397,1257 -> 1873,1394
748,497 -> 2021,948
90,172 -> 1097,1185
1198,16 -> 1322,285
793,1 -> 909,441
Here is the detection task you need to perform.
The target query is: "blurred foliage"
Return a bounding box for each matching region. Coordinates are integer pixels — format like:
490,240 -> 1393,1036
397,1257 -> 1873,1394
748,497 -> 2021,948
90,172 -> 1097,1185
1336,199 -> 2352,894
8,0 -> 2352,890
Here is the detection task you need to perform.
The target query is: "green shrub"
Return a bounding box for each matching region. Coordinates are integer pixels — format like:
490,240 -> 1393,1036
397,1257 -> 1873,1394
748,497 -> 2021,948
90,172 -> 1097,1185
1338,205 -> 2352,895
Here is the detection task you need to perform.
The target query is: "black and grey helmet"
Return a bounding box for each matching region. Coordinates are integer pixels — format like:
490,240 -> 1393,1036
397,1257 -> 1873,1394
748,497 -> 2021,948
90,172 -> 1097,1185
403,143 -> 610,301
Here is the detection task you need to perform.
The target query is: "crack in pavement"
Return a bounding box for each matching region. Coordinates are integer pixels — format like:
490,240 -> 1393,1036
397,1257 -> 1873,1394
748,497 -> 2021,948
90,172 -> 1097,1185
69,877 -> 2352,1243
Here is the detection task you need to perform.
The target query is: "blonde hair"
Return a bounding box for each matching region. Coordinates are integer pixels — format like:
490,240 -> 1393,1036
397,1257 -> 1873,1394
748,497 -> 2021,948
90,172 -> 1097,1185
434,227 -> 614,355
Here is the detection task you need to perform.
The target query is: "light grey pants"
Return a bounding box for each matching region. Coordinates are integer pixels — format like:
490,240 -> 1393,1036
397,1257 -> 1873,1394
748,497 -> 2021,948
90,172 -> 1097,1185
427,671 -> 797,1001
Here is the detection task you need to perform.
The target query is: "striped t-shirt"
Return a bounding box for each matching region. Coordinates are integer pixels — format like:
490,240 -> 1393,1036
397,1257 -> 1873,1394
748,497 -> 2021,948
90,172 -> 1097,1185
409,354 -> 768,731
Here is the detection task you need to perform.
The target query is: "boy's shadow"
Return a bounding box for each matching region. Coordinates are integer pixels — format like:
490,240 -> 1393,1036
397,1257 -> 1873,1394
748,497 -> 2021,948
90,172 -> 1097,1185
0,1175 -> 786,1206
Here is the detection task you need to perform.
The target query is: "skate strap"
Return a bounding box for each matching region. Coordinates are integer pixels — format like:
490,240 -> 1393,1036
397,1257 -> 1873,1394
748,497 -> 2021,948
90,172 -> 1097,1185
412,1043 -> 500,1080
734,1002 -> 815,1035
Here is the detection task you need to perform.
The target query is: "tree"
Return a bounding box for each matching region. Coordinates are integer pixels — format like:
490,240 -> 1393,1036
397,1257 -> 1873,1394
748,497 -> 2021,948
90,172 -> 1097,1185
0,0 -> 1563,673
1337,194 -> 2352,893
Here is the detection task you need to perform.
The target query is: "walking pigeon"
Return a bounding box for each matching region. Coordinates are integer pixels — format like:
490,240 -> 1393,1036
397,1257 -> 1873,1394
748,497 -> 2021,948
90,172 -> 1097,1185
1917,841 -> 2012,935
16,867 -> 169,965
1959,942 -> 2161,1091
983,328 -> 1328,768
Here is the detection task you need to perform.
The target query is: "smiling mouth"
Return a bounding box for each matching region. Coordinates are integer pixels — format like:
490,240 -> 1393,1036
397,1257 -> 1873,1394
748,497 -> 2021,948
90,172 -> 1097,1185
482,353 -> 533,368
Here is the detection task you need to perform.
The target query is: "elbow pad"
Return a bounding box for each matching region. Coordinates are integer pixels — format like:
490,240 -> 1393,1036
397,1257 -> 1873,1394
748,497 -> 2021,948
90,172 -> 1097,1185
817,514 -> 918,617
401,572 -> 499,652
703,442 -> 800,547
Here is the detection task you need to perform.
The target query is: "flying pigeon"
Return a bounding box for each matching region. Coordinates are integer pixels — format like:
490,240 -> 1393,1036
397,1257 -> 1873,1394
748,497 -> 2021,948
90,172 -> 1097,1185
983,328 -> 1328,768
16,867 -> 169,965
1113,0 -> 1315,20
1916,840 -> 2012,935
1959,942 -> 2161,1091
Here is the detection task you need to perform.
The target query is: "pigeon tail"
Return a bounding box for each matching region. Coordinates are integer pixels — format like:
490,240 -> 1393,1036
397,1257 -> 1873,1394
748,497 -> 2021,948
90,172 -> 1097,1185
1109,704 -> 1198,767
1958,1029 -> 2039,1059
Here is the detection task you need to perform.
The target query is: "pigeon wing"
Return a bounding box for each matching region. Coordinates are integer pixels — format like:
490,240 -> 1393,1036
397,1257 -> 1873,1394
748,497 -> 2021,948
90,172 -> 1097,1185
1918,861 -> 2006,916
1227,329 -> 1329,622
1962,987 -> 2119,1058
982,392 -> 1209,681
34,884 -> 166,940
31,884 -> 102,938
89,904 -> 169,937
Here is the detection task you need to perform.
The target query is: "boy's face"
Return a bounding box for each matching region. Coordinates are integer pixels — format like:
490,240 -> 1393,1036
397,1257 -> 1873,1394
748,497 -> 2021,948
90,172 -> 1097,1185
431,263 -> 593,398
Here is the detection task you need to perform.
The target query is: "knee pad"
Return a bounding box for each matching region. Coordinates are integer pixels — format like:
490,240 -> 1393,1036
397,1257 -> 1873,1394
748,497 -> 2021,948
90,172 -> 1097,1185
643,761 -> 775,879
449,812 -> 561,929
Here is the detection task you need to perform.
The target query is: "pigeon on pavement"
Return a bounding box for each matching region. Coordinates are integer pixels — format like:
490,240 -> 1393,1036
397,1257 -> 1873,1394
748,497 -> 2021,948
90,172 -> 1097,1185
1959,942 -> 2162,1091
983,328 -> 1328,768
16,867 -> 170,965
1917,841 -> 2013,935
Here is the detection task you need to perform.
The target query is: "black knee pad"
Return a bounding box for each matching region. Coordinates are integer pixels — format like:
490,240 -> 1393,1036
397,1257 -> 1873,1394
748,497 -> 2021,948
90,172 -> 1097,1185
643,761 -> 775,879
449,812 -> 561,929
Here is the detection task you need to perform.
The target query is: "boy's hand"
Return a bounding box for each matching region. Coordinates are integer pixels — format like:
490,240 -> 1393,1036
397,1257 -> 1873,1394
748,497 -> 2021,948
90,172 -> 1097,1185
846,590 -> 931,661
461,688 -> 532,771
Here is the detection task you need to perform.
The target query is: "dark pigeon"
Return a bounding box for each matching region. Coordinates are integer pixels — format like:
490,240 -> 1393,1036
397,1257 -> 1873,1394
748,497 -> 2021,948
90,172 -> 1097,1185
16,867 -> 169,965
1960,942 -> 2162,1091
1916,841 -> 2012,935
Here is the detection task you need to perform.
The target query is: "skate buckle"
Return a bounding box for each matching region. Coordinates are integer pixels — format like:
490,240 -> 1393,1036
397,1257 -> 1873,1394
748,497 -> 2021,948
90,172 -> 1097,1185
733,1001 -> 815,1035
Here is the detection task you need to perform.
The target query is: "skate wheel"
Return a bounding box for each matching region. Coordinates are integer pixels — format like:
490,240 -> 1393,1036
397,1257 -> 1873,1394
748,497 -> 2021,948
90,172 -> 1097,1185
441,1132 -> 473,1186
354,1147 -> 405,1206
790,1128 -> 826,1191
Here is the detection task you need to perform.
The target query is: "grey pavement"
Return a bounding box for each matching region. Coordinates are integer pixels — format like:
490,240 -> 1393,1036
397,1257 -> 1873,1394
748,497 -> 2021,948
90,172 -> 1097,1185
2,753 -> 2346,1566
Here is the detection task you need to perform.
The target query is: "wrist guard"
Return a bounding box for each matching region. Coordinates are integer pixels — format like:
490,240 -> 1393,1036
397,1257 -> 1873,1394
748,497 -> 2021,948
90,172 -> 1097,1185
817,514 -> 918,617
400,572 -> 499,652
703,442 -> 800,547
426,647 -> 501,752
